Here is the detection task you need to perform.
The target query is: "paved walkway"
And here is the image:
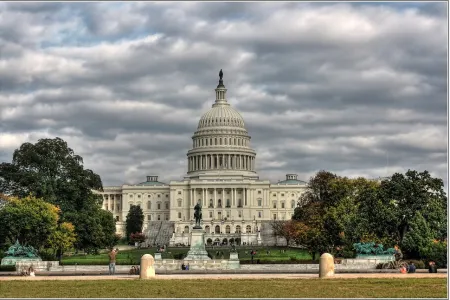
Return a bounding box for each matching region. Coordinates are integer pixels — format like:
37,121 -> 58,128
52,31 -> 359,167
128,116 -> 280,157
0,273 -> 446,281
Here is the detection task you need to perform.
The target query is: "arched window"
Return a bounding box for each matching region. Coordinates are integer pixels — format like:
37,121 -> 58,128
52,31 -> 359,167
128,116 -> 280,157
235,225 -> 241,233
147,201 -> 151,209
291,200 -> 295,208
218,199 -> 222,208
225,225 -> 231,233
246,225 -> 252,233
215,138 -> 218,145
209,199 -> 213,208
206,139 -> 208,146
184,226 -> 189,233
220,138 -> 222,145
215,225 -> 220,234
205,225 -> 211,234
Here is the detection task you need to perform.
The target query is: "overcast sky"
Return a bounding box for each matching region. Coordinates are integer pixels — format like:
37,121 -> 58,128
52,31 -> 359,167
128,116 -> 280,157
0,2 -> 447,189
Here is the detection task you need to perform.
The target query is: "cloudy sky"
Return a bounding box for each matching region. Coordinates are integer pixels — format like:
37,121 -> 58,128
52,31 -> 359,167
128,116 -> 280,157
0,2 -> 447,189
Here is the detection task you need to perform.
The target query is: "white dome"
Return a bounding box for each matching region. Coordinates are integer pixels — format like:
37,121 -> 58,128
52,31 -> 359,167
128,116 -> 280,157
197,105 -> 245,129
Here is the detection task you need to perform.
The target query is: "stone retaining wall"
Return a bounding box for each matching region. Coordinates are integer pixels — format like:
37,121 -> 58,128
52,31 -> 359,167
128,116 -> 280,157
39,261 -> 376,273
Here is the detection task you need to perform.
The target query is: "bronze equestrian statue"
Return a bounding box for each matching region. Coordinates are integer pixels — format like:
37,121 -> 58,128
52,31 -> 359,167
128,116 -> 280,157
193,201 -> 202,229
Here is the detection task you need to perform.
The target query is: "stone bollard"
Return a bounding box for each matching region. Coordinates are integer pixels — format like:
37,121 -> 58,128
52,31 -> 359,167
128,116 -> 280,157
319,253 -> 335,278
140,254 -> 156,279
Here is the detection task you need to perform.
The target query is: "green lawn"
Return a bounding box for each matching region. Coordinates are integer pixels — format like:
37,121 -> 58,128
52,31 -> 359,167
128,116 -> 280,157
61,247 -> 312,265
0,278 -> 446,298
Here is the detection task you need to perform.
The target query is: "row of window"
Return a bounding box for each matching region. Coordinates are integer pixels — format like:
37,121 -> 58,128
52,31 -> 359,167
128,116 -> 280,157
130,202 -> 169,210
193,137 -> 248,148
145,215 -> 169,221
178,224 -> 253,234
108,191 -> 299,199
129,194 -> 168,199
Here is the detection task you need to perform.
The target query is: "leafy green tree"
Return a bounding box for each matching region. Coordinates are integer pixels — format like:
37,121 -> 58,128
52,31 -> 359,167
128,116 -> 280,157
126,205 -> 144,241
379,170 -> 447,244
0,137 -> 103,212
0,195 -> 59,250
401,211 -> 433,258
0,138 -> 116,252
296,170 -> 337,208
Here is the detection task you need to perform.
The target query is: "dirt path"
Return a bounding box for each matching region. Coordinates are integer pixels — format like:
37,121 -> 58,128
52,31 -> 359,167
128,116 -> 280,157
0,273 -> 446,281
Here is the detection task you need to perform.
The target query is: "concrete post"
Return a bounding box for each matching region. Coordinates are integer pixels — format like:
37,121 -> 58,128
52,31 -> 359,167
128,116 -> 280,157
140,254 -> 156,279
319,253 -> 335,278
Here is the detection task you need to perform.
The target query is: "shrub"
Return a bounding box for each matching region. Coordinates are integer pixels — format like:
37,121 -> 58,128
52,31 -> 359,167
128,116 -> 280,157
0,265 -> 16,272
421,240 -> 447,268
173,253 -> 185,260
408,260 -> 425,269
39,249 -> 57,261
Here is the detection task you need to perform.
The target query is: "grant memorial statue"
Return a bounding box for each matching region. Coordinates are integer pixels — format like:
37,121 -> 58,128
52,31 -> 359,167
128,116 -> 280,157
193,201 -> 202,229
184,201 -> 210,260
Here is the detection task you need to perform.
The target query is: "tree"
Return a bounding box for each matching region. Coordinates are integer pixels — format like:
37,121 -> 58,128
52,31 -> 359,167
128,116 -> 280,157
64,206 -> 117,253
0,137 -> 103,212
47,222 -> 77,262
0,137 -> 116,252
270,220 -> 299,246
0,195 -> 60,250
130,232 -> 146,244
401,211 -> 434,258
126,205 -> 144,241
379,170 -> 447,244
297,170 -> 337,207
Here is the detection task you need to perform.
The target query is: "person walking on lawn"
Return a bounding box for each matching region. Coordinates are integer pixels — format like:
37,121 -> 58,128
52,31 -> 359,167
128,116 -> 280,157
108,248 -> 119,275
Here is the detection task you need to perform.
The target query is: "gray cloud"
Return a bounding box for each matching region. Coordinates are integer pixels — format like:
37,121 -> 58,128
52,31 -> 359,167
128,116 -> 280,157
0,2 -> 447,191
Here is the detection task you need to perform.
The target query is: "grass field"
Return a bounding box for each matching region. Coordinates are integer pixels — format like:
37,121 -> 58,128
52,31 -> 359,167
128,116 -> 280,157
0,278 -> 446,298
61,247 -> 313,265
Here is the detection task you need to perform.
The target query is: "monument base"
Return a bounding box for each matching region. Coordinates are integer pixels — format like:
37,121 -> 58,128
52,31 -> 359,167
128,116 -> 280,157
1,257 -> 42,266
184,228 -> 211,260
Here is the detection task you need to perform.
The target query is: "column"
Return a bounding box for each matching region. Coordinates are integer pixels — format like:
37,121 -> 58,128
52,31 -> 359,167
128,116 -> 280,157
203,188 -> 206,206
245,188 -> 248,206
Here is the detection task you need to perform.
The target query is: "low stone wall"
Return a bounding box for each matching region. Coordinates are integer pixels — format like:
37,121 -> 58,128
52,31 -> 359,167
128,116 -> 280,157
45,259 -> 240,272
15,261 -> 59,272
40,261 -> 377,274
240,263 -> 375,271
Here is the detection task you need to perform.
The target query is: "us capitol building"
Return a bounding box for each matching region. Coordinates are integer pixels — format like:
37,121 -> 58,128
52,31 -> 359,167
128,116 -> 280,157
97,71 -> 308,246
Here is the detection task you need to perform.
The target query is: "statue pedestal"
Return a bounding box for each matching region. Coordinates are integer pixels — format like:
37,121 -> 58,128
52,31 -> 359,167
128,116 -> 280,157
1,257 -> 42,266
184,228 -> 210,260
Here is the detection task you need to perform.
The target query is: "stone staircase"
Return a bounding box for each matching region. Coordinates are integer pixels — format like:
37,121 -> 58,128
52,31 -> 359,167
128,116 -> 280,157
260,221 -> 287,246
146,221 -> 174,247
146,221 -> 162,246
154,222 -> 175,246
260,221 -> 276,246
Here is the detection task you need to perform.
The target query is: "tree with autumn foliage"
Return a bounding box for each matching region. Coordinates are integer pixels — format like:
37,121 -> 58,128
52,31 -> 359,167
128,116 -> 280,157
47,222 -> 77,262
0,195 -> 66,251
